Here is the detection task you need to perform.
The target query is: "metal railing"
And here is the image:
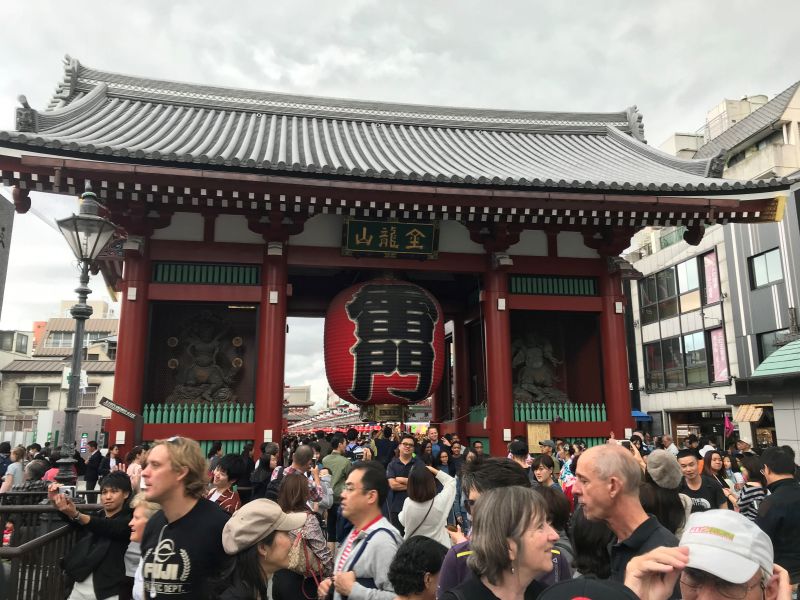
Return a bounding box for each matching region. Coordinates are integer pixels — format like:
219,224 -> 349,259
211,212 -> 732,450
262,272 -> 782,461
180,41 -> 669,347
1,503 -> 102,600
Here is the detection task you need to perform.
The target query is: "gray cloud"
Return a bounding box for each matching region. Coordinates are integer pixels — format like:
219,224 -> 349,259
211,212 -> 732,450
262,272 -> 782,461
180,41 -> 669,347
1,0 -> 798,409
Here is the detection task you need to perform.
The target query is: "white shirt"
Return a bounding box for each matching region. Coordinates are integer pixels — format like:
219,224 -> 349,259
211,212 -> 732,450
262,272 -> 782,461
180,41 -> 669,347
399,469 -> 456,548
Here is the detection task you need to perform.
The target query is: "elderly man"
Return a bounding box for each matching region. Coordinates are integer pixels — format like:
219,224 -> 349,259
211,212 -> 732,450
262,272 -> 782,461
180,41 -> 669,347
572,443 -> 677,584
662,435 -> 679,456
624,510 -> 791,600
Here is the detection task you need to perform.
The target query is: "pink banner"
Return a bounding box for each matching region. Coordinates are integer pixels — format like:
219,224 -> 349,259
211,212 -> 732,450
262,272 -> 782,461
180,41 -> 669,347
710,328 -> 728,382
704,251 -> 720,304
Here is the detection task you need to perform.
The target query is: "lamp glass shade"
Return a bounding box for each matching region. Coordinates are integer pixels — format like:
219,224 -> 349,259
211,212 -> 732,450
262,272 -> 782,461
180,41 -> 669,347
56,213 -> 116,262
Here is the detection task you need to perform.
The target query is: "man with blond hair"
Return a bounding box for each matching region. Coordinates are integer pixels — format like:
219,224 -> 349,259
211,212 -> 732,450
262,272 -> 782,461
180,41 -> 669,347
140,436 -> 230,599
573,443 -> 678,587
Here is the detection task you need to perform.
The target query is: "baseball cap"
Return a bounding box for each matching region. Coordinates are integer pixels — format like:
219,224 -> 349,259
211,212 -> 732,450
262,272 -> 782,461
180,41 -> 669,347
679,510 -> 773,584
222,499 -> 307,555
539,439 -> 556,449
538,577 -> 639,600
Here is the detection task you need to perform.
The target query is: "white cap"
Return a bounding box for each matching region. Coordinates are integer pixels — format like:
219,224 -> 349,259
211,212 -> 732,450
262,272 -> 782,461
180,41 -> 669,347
679,510 -> 773,584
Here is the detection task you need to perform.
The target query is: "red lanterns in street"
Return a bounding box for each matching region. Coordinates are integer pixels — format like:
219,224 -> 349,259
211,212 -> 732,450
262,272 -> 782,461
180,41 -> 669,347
324,279 -> 445,406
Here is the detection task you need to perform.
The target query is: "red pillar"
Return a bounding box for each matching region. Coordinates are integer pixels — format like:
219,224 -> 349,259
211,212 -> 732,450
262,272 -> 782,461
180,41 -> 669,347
452,316 -> 472,441
430,388 -> 441,425
600,271 -> 634,437
254,245 -> 288,449
108,244 -> 150,448
482,269 -> 513,456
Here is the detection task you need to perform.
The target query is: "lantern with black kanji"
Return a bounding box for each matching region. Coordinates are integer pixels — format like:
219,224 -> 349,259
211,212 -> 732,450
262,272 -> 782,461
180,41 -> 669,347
324,279 -> 445,406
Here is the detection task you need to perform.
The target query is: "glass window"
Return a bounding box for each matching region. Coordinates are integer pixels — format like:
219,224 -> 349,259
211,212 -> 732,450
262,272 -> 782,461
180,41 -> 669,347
662,337 -> 683,369
683,331 -> 709,385
18,385 -> 50,408
757,329 -> 790,363
658,297 -> 679,319
639,276 -> 659,325
14,334 -> 28,354
46,332 -> 74,348
677,259 -> 699,293
644,342 -> 665,391
657,269 -> 678,299
79,385 -> 98,408
680,290 -> 702,313
0,332 -> 13,352
750,248 -> 783,288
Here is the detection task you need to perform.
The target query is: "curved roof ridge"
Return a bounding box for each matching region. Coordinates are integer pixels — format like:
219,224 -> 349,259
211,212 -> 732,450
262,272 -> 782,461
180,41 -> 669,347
40,56 -> 637,134
605,125 -> 716,178
694,80 -> 800,159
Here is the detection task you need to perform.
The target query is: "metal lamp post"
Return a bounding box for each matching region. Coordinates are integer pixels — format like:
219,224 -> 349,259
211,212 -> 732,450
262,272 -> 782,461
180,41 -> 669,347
56,185 -> 116,457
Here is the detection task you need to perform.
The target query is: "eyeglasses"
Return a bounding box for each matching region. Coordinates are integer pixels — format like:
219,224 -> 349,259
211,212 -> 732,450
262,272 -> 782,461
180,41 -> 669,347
343,483 -> 374,494
680,568 -> 764,600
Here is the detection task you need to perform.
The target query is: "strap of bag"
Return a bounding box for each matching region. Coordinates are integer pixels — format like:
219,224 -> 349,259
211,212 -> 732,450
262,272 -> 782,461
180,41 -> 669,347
406,499 -> 434,538
344,527 -> 399,575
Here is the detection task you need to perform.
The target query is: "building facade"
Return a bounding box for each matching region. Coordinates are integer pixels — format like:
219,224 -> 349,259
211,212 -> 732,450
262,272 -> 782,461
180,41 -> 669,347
628,80 -> 800,450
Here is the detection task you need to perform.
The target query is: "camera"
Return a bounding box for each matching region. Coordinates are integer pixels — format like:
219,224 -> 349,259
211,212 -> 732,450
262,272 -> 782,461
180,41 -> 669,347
60,485 -> 77,499
619,440 -> 632,449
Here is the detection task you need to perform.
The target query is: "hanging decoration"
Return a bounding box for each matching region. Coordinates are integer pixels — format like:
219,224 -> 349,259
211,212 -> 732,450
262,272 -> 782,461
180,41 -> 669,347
324,279 -> 445,406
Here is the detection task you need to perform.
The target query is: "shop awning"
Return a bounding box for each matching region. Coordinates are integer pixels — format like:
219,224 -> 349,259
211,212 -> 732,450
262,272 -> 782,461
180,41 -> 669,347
734,405 -> 764,423
632,410 -> 652,421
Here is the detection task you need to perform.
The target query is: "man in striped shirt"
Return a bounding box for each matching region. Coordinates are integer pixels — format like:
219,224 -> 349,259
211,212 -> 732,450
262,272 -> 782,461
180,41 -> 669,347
318,462 -> 400,600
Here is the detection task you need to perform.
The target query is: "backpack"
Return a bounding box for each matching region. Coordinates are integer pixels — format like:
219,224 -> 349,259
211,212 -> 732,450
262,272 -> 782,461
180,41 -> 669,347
264,466 -> 286,501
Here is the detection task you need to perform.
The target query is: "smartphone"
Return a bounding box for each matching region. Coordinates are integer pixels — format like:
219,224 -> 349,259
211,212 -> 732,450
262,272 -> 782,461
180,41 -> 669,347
445,524 -> 458,532
620,440 -> 632,449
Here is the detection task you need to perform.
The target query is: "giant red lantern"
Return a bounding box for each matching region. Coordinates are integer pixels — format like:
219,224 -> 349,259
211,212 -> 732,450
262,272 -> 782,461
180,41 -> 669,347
324,279 -> 445,406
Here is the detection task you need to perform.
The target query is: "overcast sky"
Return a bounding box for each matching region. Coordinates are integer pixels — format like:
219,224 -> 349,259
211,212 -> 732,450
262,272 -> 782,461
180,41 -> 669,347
1,1 -> 798,408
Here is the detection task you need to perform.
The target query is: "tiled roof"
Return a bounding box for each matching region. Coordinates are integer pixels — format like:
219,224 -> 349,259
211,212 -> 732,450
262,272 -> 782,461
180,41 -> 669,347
43,318 -> 119,333
753,338 -> 800,377
1,359 -> 116,373
0,56 -> 789,195
694,81 -> 800,160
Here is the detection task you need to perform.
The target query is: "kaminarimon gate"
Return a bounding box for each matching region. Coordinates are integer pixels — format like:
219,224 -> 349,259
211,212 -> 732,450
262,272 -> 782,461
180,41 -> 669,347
0,57 -> 789,455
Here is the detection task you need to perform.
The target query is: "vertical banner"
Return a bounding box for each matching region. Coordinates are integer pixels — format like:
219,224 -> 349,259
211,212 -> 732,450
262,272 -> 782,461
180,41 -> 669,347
704,251 -> 720,304
710,328 -> 728,382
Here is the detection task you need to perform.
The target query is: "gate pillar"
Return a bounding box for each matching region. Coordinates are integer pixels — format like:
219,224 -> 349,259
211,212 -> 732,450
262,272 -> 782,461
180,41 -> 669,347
482,269 -> 513,456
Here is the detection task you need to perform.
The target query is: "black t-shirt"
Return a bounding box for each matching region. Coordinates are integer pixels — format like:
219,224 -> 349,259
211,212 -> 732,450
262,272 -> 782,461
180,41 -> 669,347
141,498 -> 231,599
386,457 -> 422,512
441,573 -> 546,600
680,476 -> 727,513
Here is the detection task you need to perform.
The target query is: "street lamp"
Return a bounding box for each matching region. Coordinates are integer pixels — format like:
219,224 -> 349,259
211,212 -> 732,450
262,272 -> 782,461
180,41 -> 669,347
56,184 -> 116,459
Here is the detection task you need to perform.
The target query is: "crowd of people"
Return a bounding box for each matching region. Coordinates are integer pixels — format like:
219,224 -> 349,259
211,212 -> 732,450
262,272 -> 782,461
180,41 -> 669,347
1,427 -> 799,600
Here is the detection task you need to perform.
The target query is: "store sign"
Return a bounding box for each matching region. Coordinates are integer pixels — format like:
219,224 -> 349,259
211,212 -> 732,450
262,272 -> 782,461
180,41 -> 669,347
704,251 -> 720,304
710,328 -> 728,382
343,218 -> 438,258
